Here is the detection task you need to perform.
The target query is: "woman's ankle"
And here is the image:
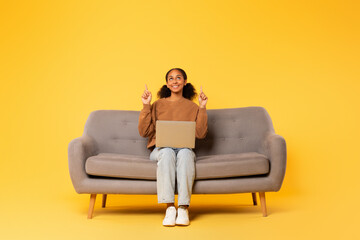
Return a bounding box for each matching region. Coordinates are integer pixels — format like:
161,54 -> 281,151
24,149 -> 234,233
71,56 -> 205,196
166,203 -> 175,208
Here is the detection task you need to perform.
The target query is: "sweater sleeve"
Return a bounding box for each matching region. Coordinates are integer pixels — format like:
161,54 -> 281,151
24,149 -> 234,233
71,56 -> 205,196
195,107 -> 208,139
138,104 -> 155,137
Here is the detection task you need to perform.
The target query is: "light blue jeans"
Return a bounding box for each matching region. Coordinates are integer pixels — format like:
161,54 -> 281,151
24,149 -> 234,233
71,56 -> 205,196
150,147 -> 196,206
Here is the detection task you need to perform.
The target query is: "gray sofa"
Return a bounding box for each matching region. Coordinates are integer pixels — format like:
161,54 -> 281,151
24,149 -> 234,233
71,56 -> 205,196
68,106 -> 286,219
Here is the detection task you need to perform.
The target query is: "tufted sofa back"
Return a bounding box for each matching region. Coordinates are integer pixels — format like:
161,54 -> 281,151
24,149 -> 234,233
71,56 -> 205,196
83,107 -> 275,157
84,110 -> 150,156
194,107 -> 274,157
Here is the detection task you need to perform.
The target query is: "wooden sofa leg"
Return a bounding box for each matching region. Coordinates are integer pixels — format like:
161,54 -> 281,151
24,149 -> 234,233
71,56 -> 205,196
102,194 -> 107,208
259,192 -> 268,217
251,192 -> 257,205
88,194 -> 97,219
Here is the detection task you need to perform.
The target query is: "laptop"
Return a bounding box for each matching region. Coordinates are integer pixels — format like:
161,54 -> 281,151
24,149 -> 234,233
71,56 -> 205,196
156,120 -> 196,148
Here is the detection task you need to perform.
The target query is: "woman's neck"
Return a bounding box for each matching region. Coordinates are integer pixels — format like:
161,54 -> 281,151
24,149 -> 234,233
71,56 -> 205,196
167,92 -> 184,101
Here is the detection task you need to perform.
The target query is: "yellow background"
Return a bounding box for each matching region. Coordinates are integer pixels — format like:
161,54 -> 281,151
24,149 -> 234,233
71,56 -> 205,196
1,0 -> 359,239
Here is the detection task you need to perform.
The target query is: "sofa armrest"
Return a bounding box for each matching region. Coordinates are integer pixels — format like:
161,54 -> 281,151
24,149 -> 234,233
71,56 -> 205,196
264,134 -> 287,191
68,135 -> 98,193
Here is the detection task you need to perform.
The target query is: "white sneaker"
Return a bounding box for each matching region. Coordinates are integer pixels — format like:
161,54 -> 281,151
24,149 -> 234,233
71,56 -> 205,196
175,207 -> 190,226
162,206 -> 177,227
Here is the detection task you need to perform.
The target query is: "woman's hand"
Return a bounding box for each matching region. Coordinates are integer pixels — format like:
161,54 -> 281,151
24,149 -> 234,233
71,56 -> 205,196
198,86 -> 208,108
142,84 -> 152,105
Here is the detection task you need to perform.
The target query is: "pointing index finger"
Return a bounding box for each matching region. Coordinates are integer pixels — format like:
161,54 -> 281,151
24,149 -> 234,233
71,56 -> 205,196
200,86 -> 203,93
145,84 -> 148,91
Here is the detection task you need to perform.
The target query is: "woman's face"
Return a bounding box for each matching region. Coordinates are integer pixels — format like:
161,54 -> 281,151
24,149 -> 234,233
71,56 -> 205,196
166,70 -> 187,94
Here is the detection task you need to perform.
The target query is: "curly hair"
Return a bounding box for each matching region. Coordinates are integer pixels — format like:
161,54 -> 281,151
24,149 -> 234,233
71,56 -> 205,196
157,68 -> 198,101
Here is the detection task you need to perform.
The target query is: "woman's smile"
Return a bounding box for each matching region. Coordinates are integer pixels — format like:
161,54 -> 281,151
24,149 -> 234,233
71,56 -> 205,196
168,83 -> 184,92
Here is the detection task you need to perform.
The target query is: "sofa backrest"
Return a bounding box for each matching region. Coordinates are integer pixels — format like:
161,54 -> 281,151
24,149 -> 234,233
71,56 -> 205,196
83,106 -> 275,157
84,110 -> 150,156
194,107 -> 275,157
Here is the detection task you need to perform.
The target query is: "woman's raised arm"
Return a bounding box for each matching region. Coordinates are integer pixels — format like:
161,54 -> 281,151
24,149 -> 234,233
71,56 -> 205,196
196,86 -> 208,139
138,84 -> 155,137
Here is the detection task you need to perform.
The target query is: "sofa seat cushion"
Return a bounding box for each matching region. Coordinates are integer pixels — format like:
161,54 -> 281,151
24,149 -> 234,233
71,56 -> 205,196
85,152 -> 269,180
195,152 -> 269,180
85,153 -> 157,180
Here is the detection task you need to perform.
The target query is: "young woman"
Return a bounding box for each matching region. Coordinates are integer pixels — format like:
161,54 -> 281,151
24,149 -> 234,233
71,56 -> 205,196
138,68 -> 208,226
